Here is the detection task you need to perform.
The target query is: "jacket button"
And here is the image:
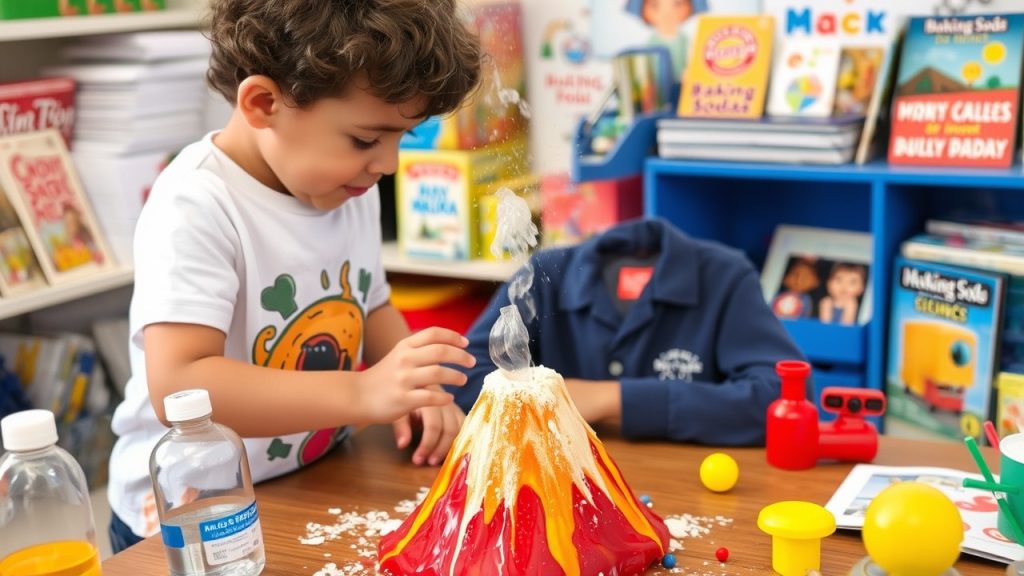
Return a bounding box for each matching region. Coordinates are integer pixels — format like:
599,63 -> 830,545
608,361 -> 623,376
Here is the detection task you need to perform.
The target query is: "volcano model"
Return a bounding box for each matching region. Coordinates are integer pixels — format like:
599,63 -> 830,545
379,366 -> 669,575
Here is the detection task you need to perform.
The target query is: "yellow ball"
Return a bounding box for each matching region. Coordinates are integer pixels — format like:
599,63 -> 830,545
699,453 -> 739,493
863,482 -> 962,575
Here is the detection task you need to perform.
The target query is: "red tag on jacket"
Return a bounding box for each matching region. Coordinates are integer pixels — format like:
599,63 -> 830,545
617,266 -> 654,301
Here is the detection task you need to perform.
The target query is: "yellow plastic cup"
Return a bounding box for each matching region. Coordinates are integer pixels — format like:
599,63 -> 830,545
757,501 -> 836,576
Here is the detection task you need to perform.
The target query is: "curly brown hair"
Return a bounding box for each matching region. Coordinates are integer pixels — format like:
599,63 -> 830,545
205,0 -> 482,118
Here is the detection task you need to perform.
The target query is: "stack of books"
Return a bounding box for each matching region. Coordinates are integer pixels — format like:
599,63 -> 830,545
656,114 -> 865,164
45,31 -> 213,265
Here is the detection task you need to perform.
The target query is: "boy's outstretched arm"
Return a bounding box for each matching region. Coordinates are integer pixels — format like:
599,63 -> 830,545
144,319 -> 473,439
614,268 -> 804,445
362,303 -> 474,466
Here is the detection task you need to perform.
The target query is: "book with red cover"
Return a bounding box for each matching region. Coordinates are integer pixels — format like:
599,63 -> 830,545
888,14 -> 1024,168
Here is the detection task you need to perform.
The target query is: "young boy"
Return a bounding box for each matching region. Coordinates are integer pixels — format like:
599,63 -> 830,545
107,0 -> 482,552
453,218 -> 805,446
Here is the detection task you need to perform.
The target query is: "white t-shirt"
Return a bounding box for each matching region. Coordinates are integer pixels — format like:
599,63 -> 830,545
108,132 -> 391,537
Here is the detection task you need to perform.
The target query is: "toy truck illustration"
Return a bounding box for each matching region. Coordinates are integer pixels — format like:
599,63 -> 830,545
900,320 -> 976,414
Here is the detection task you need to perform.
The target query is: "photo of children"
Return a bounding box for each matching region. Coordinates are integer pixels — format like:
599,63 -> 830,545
771,255 -> 869,326
761,225 -> 873,326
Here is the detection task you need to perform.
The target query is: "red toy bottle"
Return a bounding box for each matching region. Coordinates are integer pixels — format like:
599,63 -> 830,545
766,360 -> 819,470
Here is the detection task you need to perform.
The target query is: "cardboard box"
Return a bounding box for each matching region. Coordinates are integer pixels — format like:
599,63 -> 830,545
540,173 -> 642,247
400,0 -> 526,150
397,138 -> 527,260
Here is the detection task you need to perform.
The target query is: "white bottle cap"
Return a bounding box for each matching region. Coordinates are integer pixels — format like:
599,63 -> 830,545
1,409 -> 59,452
164,389 -> 213,422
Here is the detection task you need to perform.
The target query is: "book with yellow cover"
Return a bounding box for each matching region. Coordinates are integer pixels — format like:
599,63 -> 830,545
678,15 -> 774,119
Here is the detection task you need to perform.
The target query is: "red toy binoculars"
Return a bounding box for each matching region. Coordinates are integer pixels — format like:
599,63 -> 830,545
766,360 -> 886,471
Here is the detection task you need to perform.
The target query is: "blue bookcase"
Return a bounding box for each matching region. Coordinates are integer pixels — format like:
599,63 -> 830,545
643,158 -> 1024,401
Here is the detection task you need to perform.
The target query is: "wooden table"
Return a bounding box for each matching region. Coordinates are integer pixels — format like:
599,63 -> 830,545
103,425 -> 1007,575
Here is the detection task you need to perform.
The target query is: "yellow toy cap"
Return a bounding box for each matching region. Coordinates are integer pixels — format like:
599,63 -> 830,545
758,501 -> 836,576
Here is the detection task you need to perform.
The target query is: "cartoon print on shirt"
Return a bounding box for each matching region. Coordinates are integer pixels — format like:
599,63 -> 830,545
653,348 -> 704,382
254,261 -> 366,466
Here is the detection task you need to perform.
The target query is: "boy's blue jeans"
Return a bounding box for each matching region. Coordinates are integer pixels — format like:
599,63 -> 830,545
109,512 -> 144,555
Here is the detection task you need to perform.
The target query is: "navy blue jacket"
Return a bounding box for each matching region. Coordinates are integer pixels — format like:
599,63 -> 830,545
453,218 -> 805,446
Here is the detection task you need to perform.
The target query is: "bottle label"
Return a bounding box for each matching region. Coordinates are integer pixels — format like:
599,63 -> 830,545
198,501 -> 262,566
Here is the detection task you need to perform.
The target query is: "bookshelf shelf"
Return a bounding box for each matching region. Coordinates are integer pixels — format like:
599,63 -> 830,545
0,9 -> 202,42
0,267 -> 134,320
644,157 -> 1024,402
381,242 -> 520,282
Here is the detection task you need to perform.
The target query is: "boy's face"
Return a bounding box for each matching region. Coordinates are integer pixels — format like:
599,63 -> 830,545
259,80 -> 424,211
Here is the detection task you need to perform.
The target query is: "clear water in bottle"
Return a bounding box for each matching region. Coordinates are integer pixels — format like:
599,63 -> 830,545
151,389 -> 265,576
161,500 -> 263,576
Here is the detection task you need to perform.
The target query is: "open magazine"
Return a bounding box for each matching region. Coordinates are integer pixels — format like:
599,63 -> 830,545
825,464 -> 1024,563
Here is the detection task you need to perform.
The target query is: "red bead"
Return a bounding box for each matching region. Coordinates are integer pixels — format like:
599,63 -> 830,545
715,547 -> 729,562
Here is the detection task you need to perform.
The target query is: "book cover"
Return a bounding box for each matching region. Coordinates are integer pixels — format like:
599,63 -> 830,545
0,180 -> 46,297
0,130 -> 113,283
524,0 -> 612,175
886,257 -> 1005,443
677,15 -> 775,119
589,0 -> 761,80
888,14 -> 1024,168
761,225 -> 873,325
767,40 -> 842,117
0,77 -> 77,149
825,464 -> 1024,563
854,37 -> 900,164
834,46 -> 885,116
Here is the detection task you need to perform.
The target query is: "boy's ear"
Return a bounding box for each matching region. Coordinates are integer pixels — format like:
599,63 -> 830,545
236,75 -> 284,130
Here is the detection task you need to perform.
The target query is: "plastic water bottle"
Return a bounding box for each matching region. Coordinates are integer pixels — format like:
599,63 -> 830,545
150,389 -> 265,576
0,409 -> 101,576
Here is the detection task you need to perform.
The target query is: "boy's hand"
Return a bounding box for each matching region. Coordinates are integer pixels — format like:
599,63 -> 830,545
393,396 -> 466,466
355,327 -> 475,424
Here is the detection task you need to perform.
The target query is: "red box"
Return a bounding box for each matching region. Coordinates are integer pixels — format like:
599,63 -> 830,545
0,77 -> 76,149
541,173 -> 643,247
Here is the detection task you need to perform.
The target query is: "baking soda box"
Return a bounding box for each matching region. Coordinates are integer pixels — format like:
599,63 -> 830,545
397,138 -> 527,261
678,15 -> 775,119
888,14 -> 1024,168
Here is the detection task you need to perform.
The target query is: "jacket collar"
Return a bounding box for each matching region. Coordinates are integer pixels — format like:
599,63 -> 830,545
559,218 -> 700,312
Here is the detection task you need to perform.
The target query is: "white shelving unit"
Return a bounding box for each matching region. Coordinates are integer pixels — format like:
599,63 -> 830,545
0,267 -> 134,320
0,0 -> 205,319
0,8 -> 202,41
381,242 -> 520,282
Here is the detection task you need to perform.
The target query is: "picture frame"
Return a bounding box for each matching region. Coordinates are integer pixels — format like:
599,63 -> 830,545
0,130 -> 113,284
761,224 -> 873,326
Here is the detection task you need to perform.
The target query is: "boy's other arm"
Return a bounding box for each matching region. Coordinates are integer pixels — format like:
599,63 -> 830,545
617,268 -> 804,445
144,321 -> 470,438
